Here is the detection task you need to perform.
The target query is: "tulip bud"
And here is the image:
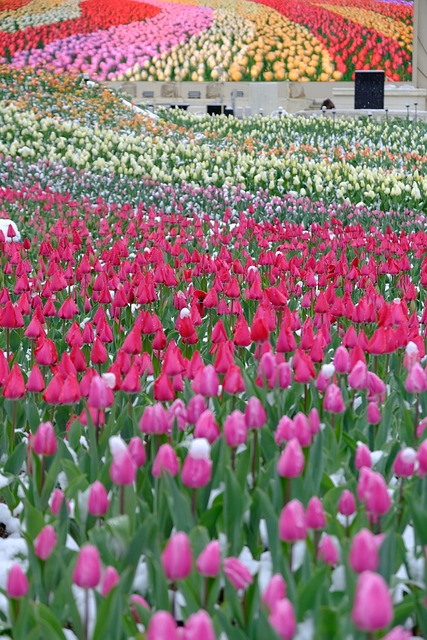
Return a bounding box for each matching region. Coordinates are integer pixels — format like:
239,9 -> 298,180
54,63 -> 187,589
338,489 -> 356,516
349,529 -> 384,573
184,610 -> 216,640
187,394 -> 207,424
223,557 -> 253,590
101,566 -> 120,597
128,436 -> 146,467
139,402 -> 169,435
88,375 -> 114,408
381,626 -> 412,640
152,443 -> 179,477
333,346 -> 350,373
367,401 -> 381,424
393,447 -> 416,477
181,438 -> 212,488
348,361 -> 369,390
245,396 -> 267,429
130,594 -> 150,622
323,383 -> 345,413
196,540 -> 221,577
224,410 -> 248,447
161,532 -> 192,581
262,574 -> 287,612
417,440 -> 427,476
6,564 -> 28,599
34,525 -> 57,561
147,611 -> 179,640
50,488 -> 69,515
355,442 -> 372,470
277,438 -> 304,478
306,496 -> 326,530
405,362 -> 427,393
109,437 -> 136,486
268,598 -> 296,640
32,421 -> 57,456
318,534 -> 339,566
279,499 -> 307,542
194,409 -> 220,443
88,481 -> 109,517
352,571 -> 393,631
73,545 -> 101,589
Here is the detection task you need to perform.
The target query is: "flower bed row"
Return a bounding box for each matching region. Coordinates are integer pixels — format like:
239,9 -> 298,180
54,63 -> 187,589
1,0 -> 413,81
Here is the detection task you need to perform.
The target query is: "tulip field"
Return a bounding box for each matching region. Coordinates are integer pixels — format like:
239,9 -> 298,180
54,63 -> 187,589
0,0 -> 413,82
1,63 -> 427,640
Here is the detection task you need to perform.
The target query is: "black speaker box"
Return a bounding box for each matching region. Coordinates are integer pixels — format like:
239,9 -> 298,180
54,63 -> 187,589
354,70 -> 385,110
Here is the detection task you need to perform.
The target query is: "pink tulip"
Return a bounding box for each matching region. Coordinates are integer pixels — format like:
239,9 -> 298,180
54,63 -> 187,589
109,437 -> 136,486
152,443 -> 179,477
262,574 -> 287,611
277,438 -> 304,478
355,442 -> 372,470
194,409 -> 220,443
245,396 -> 267,429
128,436 -> 146,467
367,401 -> 381,424
88,481 -> 109,516
147,611 -> 179,640
308,408 -> 320,435
348,360 -> 369,390
349,529 -> 384,573
223,410 -> 248,447
130,594 -> 150,622
196,540 -> 221,577
34,525 -> 57,560
306,496 -> 326,530
88,375 -> 114,408
352,571 -> 393,631
318,533 -> 339,565
333,346 -> 350,373
101,566 -> 120,597
6,565 -> 29,598
381,626 -> 412,640
50,488 -> 68,515
183,610 -> 216,640
223,557 -> 253,590
338,489 -> 356,516
357,468 -> 391,518
73,545 -> 102,589
417,440 -> 427,476
278,362 -> 292,389
187,394 -> 207,424
279,499 -> 307,541
323,383 -> 345,413
405,362 -> 427,393
139,402 -> 169,435
393,447 -> 416,477
181,438 -> 212,488
269,598 -> 296,640
161,532 -> 192,581
32,421 -> 57,456
192,364 -> 219,397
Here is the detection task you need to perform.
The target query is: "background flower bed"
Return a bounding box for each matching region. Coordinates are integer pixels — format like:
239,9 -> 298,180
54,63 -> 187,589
0,0 -> 413,81
0,66 -> 426,639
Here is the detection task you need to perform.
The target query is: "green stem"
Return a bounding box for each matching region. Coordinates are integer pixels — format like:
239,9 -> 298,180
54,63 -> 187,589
252,429 -> 258,487
120,485 -> 125,516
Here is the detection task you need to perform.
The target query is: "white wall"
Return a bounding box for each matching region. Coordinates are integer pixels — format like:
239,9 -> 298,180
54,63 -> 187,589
415,0 -> 427,88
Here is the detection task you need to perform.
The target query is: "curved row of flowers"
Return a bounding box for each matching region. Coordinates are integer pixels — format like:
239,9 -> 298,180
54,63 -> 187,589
1,99 -> 427,210
1,0 -> 413,81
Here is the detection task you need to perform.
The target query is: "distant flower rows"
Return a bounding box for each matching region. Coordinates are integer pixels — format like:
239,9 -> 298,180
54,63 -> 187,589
0,0 -> 413,81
